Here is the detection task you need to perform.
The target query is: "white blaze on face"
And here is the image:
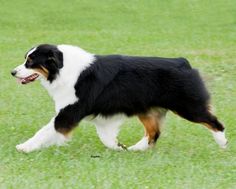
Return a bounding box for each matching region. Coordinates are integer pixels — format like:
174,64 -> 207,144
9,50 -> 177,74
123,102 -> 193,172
26,47 -> 37,58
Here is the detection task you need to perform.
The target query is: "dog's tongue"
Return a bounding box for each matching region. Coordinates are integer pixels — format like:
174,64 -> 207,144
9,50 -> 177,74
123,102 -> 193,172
15,73 -> 39,85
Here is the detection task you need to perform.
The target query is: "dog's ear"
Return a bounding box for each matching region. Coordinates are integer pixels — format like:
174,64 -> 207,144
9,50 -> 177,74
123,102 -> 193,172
47,49 -> 63,69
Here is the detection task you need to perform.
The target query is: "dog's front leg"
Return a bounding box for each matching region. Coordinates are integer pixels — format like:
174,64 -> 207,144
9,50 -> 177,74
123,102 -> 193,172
16,117 -> 69,153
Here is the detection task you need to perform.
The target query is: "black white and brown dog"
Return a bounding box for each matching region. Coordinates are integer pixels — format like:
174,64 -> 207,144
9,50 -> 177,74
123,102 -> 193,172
11,44 -> 227,153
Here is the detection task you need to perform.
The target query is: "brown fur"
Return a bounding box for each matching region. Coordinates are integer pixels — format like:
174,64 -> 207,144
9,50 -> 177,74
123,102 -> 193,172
138,110 -> 165,145
33,66 -> 49,79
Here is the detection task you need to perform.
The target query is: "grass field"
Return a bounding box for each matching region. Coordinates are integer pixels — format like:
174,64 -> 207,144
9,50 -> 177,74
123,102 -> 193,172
0,0 -> 236,188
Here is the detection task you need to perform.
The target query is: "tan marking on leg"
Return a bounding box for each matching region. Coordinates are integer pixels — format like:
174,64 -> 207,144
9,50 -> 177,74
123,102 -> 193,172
56,126 -> 75,138
202,123 -> 219,132
138,113 -> 161,145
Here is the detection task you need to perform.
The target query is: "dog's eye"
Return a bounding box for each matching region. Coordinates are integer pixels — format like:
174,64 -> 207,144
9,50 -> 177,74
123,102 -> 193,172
25,58 -> 34,68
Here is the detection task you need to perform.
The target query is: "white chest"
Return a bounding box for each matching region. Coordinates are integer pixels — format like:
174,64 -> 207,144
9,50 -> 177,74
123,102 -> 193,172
41,80 -> 78,113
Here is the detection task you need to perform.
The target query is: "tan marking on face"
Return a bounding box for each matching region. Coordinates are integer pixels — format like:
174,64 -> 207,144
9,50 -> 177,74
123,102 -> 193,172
27,57 -> 32,62
33,66 -> 49,79
138,112 -> 161,144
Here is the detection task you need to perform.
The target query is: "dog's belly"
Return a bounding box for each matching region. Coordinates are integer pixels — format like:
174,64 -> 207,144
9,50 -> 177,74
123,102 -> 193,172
84,114 -> 127,126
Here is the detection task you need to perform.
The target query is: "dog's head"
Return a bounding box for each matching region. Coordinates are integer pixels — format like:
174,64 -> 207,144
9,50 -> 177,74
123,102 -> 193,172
11,44 -> 63,84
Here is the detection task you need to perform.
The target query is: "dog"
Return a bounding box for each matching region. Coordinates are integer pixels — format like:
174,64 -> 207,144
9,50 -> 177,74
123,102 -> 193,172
11,44 -> 227,153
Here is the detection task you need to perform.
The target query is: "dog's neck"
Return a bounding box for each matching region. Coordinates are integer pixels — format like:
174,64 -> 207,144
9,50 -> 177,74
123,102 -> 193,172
40,45 -> 95,113
40,78 -> 77,113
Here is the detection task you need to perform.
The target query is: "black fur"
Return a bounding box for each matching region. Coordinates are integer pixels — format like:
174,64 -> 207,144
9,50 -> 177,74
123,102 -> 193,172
75,55 -> 204,116
54,55 -> 224,133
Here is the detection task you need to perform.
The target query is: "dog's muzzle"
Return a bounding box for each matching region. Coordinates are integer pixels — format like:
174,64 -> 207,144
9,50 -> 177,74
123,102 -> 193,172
11,69 -> 39,84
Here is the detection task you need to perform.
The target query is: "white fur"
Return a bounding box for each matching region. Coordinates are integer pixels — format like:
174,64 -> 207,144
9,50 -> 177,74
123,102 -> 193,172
91,115 -> 126,150
27,47 -> 37,57
211,131 -> 228,149
16,118 -> 68,153
128,136 -> 150,151
14,64 -> 36,79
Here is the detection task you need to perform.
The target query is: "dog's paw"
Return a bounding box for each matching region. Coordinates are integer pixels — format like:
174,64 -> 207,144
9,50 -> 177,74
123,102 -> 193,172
212,131 -> 228,149
128,137 -> 150,151
219,140 -> 228,149
16,142 -> 36,153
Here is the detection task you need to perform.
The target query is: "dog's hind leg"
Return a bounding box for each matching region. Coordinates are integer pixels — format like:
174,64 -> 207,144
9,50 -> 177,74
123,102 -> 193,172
16,117 -> 69,153
93,114 -> 126,150
203,113 -> 227,148
128,109 -> 166,151
175,106 -> 227,149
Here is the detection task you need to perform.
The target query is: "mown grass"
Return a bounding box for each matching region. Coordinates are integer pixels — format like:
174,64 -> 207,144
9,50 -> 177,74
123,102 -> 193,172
0,0 -> 236,188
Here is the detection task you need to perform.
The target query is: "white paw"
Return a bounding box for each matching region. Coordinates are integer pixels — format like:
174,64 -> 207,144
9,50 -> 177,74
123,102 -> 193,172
16,142 -> 37,153
220,141 -> 228,149
128,137 -> 150,151
212,131 -> 228,149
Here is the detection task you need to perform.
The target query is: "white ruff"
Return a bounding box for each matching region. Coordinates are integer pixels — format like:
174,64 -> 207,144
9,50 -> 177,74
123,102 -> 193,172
40,45 -> 95,112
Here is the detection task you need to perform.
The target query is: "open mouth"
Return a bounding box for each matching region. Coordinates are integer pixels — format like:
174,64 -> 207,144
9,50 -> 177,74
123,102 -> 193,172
17,73 -> 39,84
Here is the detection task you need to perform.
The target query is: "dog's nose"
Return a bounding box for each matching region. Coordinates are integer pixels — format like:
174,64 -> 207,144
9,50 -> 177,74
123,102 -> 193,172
11,70 -> 17,76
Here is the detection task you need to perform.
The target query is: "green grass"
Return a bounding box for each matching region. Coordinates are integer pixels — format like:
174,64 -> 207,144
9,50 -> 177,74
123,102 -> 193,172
0,0 -> 236,188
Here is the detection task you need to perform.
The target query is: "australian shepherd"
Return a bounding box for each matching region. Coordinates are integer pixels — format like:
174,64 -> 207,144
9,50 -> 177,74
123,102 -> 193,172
11,44 -> 227,153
